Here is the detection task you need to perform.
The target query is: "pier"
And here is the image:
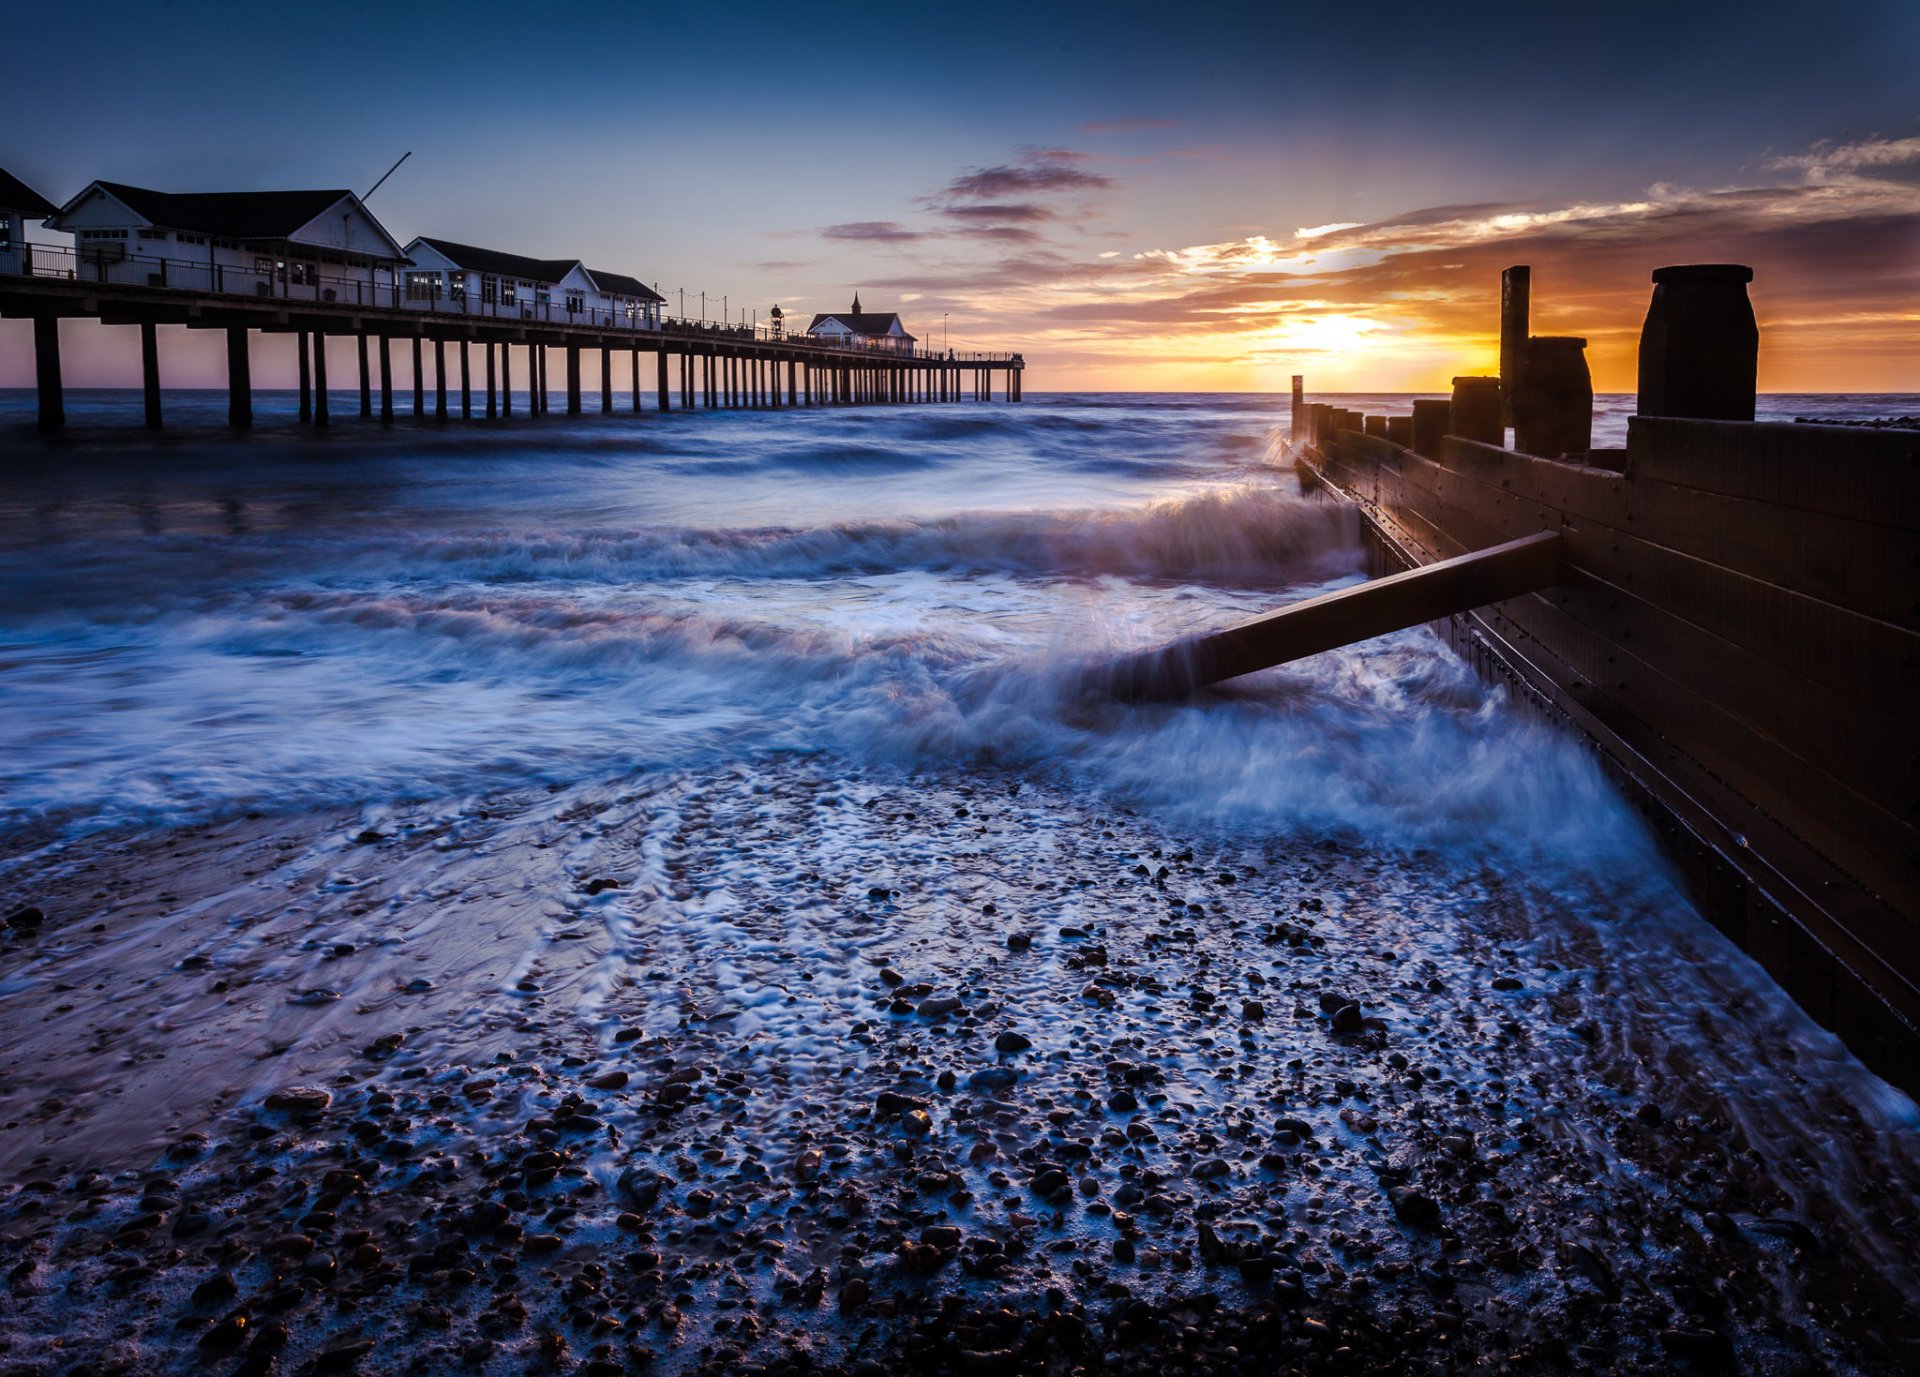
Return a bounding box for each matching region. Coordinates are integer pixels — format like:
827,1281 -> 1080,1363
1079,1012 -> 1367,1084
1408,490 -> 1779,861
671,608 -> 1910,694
0,244 -> 1024,433
1251,266 -> 1917,1096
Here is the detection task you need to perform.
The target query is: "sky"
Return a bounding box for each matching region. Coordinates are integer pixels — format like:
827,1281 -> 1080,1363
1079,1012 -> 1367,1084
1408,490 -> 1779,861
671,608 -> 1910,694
2,0 -> 1916,392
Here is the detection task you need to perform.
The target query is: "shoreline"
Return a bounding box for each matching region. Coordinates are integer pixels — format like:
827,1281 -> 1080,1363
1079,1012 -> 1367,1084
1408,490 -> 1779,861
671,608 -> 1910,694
4,760 -> 1917,1373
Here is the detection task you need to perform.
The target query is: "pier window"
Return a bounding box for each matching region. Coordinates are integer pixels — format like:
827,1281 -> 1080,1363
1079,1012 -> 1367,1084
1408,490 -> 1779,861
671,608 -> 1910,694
79,229 -> 128,240
448,271 -> 467,302
137,228 -> 166,242
290,261 -> 316,287
175,233 -> 205,246
501,280 -> 520,307
535,287 -> 552,312
405,271 -> 438,302
481,274 -> 498,305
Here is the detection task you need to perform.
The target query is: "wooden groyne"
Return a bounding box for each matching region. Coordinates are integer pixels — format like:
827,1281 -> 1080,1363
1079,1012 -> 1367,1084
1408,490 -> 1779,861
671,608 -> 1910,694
1270,267 -> 1918,1094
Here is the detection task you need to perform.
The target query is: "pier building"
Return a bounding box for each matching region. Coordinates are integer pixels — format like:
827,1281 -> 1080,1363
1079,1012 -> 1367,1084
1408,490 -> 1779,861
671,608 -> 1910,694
43,181 -> 409,300
0,168 -> 56,278
806,294 -> 917,353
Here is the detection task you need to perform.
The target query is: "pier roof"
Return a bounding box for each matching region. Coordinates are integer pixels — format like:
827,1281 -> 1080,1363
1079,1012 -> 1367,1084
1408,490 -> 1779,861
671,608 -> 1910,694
807,311 -> 915,341
0,167 -> 57,217
410,237 -> 581,284
47,182 -> 408,260
584,268 -> 665,303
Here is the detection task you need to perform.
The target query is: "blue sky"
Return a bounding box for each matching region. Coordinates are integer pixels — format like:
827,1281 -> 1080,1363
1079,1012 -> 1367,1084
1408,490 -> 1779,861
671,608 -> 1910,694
4,0 -> 1916,388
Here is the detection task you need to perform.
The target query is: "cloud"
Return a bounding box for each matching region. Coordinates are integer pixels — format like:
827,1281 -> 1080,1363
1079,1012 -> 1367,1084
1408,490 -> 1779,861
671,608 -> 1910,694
1081,118 -> 1182,134
940,149 -> 1114,201
819,221 -> 922,242
1765,134 -> 1920,185
940,203 -> 1056,223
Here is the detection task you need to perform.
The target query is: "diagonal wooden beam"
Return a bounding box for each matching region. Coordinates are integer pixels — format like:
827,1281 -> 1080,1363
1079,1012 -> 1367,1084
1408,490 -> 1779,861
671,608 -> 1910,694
1100,530 -> 1564,700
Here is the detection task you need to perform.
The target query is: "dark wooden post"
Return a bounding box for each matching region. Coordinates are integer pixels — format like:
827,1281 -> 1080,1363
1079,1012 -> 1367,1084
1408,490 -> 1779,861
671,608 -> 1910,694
357,333 -> 372,418
1499,266 -> 1530,427
459,339 -> 471,419
566,344 -> 582,414
630,345 -> 640,412
435,339 -> 448,419
531,344 -> 542,414
602,345 -> 613,413
226,325 -> 252,428
658,347 -> 670,411
140,320 -> 162,429
501,341 -> 513,416
33,315 -> 64,433
313,328 -> 329,428
1448,376 -> 1502,445
411,336 -> 424,415
378,334 -> 393,421
297,329 -> 312,422
485,342 -> 497,419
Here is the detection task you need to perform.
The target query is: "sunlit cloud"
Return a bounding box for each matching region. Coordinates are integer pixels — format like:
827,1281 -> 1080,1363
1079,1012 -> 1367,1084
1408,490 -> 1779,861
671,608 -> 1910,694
820,221 -> 923,242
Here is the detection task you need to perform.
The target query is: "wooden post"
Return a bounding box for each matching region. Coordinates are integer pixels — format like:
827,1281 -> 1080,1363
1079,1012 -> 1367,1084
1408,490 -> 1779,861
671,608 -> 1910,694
313,328 -> 328,428
412,336 -> 424,416
378,334 -> 393,422
566,344 -> 582,414
1500,265 -> 1530,427
485,342 -> 497,419
531,344 -> 542,414
460,340 -> 471,419
358,333 -> 372,418
657,347 -> 669,412
630,345 -> 640,412
435,339 -> 448,419
501,341 -> 512,417
602,345 -> 612,413
226,325 -> 252,428
33,315 -> 64,433
297,329 -> 312,422
140,320 -> 161,430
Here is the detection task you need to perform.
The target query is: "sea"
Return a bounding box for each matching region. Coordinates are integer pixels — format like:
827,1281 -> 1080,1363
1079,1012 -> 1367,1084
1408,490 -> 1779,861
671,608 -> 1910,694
2,388 -> 1918,1371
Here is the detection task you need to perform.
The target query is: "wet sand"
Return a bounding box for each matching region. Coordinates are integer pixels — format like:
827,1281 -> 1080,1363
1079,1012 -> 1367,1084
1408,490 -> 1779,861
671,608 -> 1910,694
3,759 -> 1917,1375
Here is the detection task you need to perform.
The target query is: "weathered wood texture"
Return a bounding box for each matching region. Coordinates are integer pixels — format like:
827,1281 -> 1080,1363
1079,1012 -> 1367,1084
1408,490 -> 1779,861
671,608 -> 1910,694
1304,417 -> 1920,1094
1104,532 -> 1562,698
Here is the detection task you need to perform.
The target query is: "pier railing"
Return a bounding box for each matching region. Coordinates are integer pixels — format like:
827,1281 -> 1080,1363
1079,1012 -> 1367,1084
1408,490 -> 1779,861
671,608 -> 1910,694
2,242 -> 1019,360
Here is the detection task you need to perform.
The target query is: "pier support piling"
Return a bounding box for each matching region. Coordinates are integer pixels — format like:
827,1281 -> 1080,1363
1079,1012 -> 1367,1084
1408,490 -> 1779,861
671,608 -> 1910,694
411,337 -> 424,416
435,339 -> 448,419
297,329 -> 312,423
378,335 -> 393,422
33,315 -> 63,433
140,321 -> 161,430
313,329 -> 328,428
501,342 -> 512,417
226,325 -> 252,429
357,334 -> 371,418
602,345 -> 612,413
566,344 -> 582,414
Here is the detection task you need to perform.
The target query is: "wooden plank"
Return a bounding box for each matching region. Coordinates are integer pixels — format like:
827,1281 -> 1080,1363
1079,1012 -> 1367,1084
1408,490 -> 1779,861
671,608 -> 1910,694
1383,444 -> 1920,717
1102,532 -> 1563,698
1625,417 -> 1920,530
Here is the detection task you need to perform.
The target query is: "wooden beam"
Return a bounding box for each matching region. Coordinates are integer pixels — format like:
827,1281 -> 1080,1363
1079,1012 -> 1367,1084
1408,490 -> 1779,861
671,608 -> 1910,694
33,315 -> 63,433
140,321 -> 161,430
1102,531 -> 1564,699
313,329 -> 328,428
226,325 -> 252,429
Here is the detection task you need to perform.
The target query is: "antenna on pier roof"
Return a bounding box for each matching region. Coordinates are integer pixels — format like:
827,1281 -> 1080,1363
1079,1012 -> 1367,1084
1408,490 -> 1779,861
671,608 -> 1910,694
363,151 -> 412,202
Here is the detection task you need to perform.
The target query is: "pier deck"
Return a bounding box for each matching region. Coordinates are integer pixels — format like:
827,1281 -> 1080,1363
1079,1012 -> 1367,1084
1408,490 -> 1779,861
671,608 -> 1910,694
0,244 -> 1024,431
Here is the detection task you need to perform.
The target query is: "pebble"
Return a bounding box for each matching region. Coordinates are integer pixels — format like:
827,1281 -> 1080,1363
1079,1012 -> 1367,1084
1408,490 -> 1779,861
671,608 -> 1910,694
993,1031 -> 1032,1053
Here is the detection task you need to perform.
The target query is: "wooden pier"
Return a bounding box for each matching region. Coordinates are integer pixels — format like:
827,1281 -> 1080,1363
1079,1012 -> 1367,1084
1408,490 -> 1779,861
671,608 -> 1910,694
1265,267 -> 1919,1096
1,247 -> 1024,432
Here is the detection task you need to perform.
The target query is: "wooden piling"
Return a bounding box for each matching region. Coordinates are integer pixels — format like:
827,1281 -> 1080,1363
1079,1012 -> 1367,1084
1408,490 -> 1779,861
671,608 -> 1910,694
501,341 -> 512,417
484,342 -> 496,419
602,345 -> 612,414
377,334 -> 393,422
140,321 -> 161,430
657,347 -> 669,412
33,315 -> 63,433
313,329 -> 328,428
297,329 -> 312,423
226,325 -> 252,428
566,344 -> 582,414
411,336 -> 424,416
357,334 -> 371,418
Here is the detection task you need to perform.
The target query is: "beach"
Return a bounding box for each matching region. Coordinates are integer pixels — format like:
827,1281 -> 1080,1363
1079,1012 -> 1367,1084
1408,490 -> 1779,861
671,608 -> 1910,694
2,393 -> 1917,1374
